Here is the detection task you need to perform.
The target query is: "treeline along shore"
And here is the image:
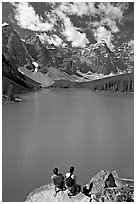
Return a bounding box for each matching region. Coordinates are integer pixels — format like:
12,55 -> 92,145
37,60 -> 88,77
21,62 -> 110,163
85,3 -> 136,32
50,72 -> 134,92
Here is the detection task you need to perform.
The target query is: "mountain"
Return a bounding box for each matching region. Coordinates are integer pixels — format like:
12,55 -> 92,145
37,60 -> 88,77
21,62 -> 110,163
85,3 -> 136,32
114,41 -> 134,72
24,34 -> 133,77
58,40 -> 128,75
2,23 -> 32,71
25,35 -> 51,73
2,23 -> 134,91
2,23 -> 41,99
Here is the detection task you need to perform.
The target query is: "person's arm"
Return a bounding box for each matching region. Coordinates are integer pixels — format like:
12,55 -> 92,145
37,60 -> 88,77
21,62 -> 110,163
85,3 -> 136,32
62,175 -> 65,182
51,176 -> 57,186
51,176 -> 54,184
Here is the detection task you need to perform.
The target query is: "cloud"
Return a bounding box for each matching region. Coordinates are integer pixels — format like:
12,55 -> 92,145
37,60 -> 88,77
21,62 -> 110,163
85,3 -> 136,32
61,12 -> 89,47
97,3 -> 123,20
57,2 -> 97,17
90,2 -> 129,49
49,2 -> 129,49
10,2 -> 131,49
94,26 -> 114,49
52,6 -> 89,47
101,17 -> 119,33
59,2 -> 89,16
56,2 -> 128,20
10,2 -> 54,31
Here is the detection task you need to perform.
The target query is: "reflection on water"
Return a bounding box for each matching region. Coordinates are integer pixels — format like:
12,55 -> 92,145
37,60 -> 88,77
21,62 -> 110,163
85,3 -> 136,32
2,89 -> 134,201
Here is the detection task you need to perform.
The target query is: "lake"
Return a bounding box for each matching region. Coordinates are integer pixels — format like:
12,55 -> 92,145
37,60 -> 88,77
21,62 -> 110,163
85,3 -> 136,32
2,89 -> 134,201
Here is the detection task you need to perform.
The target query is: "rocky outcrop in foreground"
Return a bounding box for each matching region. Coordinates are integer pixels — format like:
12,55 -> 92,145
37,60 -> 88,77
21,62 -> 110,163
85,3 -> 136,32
25,184 -> 89,202
25,170 -> 134,202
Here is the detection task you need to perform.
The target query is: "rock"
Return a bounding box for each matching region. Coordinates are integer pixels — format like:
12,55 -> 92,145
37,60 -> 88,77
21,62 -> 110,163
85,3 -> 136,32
25,170 -> 134,202
14,97 -> 22,102
84,170 -> 134,202
25,184 -> 90,202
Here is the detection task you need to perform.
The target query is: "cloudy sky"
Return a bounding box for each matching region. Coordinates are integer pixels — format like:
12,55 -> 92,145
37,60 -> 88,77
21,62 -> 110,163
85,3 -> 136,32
2,2 -> 134,49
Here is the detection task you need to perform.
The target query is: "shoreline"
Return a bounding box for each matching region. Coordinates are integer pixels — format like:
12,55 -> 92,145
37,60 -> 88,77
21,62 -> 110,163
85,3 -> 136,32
2,94 -> 22,104
2,88 -> 133,105
48,86 -> 134,93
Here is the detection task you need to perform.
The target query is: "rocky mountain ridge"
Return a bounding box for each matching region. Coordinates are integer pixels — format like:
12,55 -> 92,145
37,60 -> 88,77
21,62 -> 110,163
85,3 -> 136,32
2,23 -> 32,70
25,34 -> 134,76
67,40 -> 126,75
114,41 -> 134,72
2,22 -> 134,91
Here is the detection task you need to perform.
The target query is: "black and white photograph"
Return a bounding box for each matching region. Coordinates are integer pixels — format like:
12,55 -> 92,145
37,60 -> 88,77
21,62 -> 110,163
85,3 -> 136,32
2,1 -> 134,202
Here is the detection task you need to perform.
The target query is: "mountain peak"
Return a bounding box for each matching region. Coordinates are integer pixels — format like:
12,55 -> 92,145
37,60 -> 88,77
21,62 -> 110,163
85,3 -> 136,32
93,40 -> 110,50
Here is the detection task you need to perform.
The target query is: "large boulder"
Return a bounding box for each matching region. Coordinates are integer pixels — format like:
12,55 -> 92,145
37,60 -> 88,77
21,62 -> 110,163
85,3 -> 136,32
83,170 -> 134,202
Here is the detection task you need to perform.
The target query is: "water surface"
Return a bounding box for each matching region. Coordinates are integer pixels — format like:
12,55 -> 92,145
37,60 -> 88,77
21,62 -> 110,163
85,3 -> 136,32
2,89 -> 134,201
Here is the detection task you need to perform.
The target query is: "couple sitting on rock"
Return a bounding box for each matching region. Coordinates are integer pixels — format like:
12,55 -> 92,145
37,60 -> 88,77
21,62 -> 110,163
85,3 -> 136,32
51,166 -> 81,197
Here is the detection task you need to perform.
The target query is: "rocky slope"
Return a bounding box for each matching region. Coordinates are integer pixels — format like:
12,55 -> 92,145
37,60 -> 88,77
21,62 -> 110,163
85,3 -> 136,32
25,35 -> 51,73
67,40 -> 127,75
2,23 -> 32,70
25,170 -> 134,202
18,66 -> 76,87
114,41 -> 134,72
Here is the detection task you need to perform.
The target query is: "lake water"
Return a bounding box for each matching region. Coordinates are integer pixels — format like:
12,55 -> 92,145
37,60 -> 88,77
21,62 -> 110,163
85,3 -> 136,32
2,89 -> 134,201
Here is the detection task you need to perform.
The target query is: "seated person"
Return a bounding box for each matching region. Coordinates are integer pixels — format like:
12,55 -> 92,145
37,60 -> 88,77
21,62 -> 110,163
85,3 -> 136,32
51,167 -> 65,196
65,166 -> 78,196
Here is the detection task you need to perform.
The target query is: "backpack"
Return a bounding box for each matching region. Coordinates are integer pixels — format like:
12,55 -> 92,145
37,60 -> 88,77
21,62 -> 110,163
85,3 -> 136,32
65,174 -> 75,187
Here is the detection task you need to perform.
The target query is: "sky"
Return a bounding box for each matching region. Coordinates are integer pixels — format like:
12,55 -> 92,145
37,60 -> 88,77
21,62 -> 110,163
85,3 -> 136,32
2,2 -> 134,50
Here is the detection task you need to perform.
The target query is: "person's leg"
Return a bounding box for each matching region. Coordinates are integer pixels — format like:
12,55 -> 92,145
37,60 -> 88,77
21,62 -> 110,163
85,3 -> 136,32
54,185 -> 64,197
54,186 -> 57,197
